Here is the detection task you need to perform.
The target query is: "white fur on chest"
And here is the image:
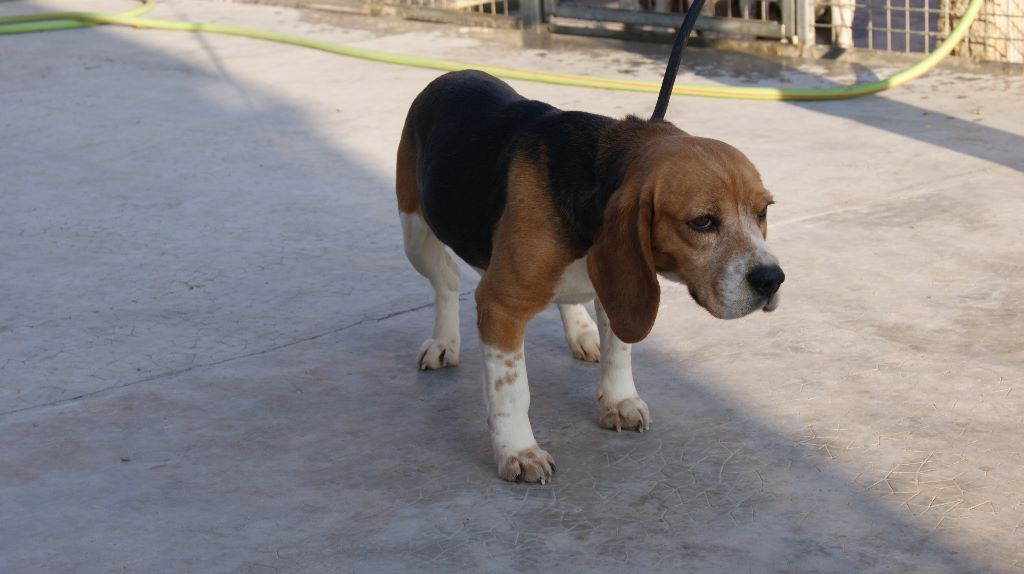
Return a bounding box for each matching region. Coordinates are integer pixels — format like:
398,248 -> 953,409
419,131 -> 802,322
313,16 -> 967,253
552,257 -> 596,304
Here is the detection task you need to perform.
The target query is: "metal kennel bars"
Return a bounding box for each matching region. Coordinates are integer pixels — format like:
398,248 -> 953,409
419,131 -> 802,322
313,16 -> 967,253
373,0 -> 1021,62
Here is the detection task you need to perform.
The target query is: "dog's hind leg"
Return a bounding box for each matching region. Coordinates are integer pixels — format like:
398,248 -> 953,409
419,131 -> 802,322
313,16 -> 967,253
557,303 -> 600,363
401,213 -> 461,369
397,121 -> 461,370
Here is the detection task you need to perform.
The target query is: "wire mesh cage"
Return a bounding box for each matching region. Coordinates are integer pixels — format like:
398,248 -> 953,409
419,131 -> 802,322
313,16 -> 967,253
387,0 -> 1021,63
813,0 -> 1023,61
955,0 -> 1024,61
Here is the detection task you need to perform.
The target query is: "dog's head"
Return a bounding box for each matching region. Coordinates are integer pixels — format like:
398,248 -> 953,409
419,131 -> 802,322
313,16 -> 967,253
588,132 -> 784,343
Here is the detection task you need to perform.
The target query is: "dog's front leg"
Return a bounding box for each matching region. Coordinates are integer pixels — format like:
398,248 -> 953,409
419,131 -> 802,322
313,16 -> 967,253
474,152 -> 574,483
476,295 -> 554,483
595,299 -> 651,432
480,336 -> 554,483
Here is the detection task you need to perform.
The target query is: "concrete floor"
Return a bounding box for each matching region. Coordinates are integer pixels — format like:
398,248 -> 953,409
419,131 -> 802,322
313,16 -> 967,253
2,1 -> 1023,572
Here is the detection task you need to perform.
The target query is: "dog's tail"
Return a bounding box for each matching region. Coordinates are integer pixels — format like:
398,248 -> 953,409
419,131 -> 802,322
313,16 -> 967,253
650,0 -> 707,122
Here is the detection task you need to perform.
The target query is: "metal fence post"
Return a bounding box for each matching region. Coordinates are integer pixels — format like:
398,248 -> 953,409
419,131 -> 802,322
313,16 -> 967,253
520,0 -> 545,29
781,0 -> 795,42
795,0 -> 815,47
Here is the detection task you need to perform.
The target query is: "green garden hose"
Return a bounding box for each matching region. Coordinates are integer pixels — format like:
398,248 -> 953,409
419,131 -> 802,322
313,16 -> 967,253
0,0 -> 983,101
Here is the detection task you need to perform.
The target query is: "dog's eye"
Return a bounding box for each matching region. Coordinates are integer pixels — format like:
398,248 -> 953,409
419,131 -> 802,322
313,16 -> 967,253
688,216 -> 717,232
758,207 -> 768,221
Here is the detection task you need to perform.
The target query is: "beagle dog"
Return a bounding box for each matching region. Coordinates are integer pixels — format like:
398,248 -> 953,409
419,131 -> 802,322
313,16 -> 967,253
396,70 -> 783,483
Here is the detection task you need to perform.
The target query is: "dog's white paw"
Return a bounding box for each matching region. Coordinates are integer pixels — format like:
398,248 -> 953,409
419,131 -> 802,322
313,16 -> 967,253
559,304 -> 600,363
417,338 -> 459,370
497,446 -> 555,484
568,328 -> 601,363
599,396 -> 651,432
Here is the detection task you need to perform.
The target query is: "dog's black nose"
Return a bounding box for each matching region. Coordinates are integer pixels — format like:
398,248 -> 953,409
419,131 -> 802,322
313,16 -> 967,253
747,265 -> 785,297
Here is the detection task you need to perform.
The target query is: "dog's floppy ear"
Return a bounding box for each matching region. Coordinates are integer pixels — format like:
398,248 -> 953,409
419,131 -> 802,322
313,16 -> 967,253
587,177 -> 660,343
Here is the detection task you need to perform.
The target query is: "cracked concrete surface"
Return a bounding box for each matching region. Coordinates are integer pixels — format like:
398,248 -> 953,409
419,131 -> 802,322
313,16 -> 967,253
1,0 -> 1023,572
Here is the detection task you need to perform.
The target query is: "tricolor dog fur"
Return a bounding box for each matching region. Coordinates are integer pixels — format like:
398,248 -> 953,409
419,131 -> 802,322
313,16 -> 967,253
395,68 -> 784,484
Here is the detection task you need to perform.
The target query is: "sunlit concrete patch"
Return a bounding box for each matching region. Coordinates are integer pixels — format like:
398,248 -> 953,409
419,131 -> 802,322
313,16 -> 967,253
1,0 -> 1023,572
